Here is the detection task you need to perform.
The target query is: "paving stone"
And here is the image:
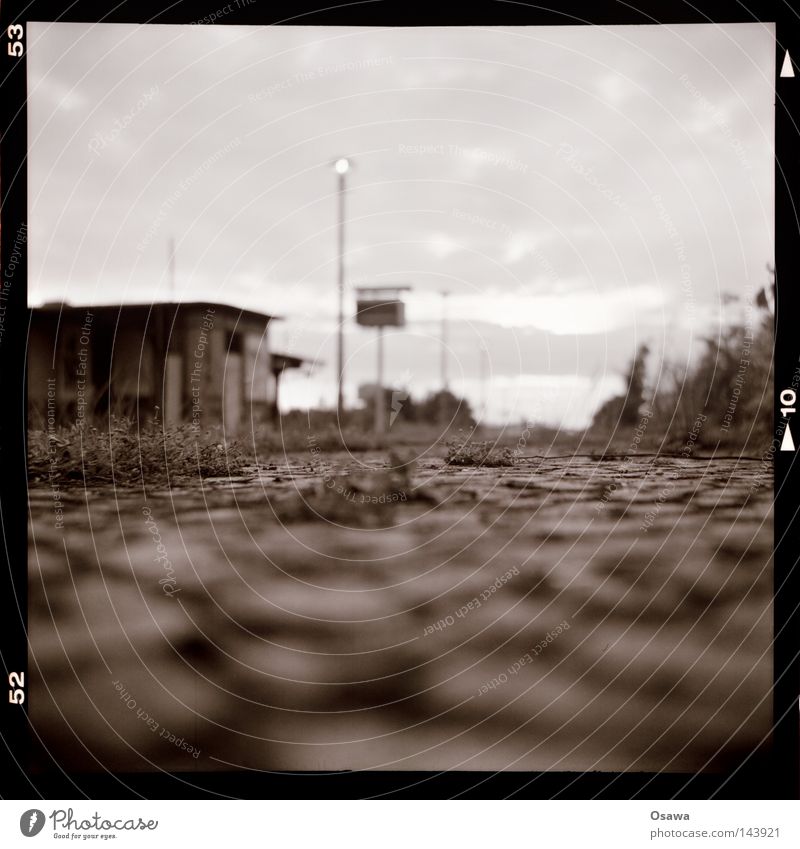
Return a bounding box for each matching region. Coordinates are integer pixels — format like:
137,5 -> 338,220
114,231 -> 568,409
28,455 -> 772,773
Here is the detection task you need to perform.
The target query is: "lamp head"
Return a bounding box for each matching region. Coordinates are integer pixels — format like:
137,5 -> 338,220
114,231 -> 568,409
334,158 -> 350,175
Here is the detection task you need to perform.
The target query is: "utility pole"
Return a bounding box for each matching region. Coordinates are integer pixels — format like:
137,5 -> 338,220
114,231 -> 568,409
334,158 -> 350,417
168,236 -> 176,299
479,343 -> 489,424
439,290 -> 450,426
441,290 -> 450,392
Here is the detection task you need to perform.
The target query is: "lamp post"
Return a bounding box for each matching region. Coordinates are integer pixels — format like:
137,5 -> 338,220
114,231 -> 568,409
334,157 -> 350,417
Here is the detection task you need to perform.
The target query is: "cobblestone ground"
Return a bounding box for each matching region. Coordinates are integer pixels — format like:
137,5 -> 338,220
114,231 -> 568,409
28,454 -> 772,774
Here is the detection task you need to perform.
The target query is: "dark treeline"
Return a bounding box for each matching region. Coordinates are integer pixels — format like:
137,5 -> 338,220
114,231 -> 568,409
591,271 -> 774,454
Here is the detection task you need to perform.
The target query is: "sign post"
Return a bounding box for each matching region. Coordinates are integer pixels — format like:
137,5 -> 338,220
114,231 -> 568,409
355,285 -> 411,437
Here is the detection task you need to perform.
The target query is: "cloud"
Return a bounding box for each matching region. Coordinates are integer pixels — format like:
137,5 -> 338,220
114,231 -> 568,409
429,284 -> 670,335
595,72 -> 634,106
428,232 -> 459,258
26,21 -> 774,424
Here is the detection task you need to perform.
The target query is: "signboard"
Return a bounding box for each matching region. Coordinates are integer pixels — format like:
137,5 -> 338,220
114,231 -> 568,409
355,286 -> 410,328
356,298 -> 405,327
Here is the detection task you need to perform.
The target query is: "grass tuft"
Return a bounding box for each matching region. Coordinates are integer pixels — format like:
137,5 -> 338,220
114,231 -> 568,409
28,417 -> 249,487
444,438 -> 515,468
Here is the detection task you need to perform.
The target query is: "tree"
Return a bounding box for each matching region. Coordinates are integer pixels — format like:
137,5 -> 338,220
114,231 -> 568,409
417,390 -> 475,429
591,344 -> 650,432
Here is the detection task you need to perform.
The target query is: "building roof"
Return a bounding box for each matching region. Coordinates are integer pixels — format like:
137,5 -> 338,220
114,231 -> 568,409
33,301 -> 279,323
270,352 -> 318,372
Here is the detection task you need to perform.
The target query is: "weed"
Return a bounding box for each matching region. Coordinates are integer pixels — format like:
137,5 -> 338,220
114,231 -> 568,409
28,416 -> 249,487
444,439 -> 515,468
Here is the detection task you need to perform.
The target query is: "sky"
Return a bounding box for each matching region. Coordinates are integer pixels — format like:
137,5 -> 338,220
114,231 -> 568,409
27,22 -> 775,427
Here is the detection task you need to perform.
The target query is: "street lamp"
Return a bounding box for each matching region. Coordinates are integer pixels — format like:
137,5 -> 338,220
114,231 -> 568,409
334,157 -> 350,416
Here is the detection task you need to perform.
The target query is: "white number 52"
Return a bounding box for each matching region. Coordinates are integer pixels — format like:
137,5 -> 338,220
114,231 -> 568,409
8,671 -> 25,704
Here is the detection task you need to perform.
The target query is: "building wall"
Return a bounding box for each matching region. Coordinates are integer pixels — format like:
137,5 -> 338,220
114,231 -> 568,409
110,325 -> 155,410
180,305 -> 218,430
244,334 -> 277,405
28,308 -> 97,427
27,320 -> 54,427
176,305 -> 272,434
28,303 -> 272,434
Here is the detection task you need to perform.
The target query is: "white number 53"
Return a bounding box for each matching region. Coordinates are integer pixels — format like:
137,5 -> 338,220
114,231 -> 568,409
7,24 -> 24,57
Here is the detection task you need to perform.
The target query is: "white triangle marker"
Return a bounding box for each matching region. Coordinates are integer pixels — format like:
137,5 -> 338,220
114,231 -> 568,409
781,50 -> 795,78
781,422 -> 795,451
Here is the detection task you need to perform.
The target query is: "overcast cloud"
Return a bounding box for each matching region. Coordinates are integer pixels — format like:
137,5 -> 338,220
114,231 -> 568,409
27,22 -> 774,426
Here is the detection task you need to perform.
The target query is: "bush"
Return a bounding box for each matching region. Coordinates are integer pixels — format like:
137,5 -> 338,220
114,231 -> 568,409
650,298 -> 773,454
589,274 -> 774,456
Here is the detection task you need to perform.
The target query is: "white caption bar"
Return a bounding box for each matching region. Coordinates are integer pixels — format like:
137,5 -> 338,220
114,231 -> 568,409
1,799 -> 797,847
